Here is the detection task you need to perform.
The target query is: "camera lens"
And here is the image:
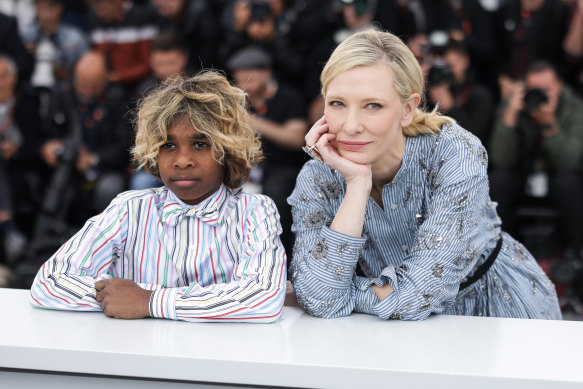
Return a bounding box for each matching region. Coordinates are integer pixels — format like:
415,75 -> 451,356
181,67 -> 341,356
523,88 -> 548,112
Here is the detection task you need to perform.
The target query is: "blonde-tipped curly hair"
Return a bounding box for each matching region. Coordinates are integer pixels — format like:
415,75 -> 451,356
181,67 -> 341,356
321,28 -> 455,136
131,70 -> 263,189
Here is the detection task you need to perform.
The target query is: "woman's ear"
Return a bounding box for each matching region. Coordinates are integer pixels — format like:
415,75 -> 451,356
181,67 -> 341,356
400,93 -> 421,127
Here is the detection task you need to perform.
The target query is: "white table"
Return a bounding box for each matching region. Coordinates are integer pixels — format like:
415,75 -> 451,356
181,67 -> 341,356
0,288 -> 582,388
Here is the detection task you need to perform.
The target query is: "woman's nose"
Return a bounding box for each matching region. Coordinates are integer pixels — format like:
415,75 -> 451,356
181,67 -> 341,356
343,109 -> 363,134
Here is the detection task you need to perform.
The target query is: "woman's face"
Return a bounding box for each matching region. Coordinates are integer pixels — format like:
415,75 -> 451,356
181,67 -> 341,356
324,63 -> 417,171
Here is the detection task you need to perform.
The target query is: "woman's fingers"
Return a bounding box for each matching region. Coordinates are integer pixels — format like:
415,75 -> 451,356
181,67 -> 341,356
305,116 -> 329,146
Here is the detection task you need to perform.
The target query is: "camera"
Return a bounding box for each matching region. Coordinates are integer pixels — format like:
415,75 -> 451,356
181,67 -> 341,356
427,63 -> 453,87
250,1 -> 272,22
523,88 -> 548,112
54,137 -> 79,164
425,31 -> 454,87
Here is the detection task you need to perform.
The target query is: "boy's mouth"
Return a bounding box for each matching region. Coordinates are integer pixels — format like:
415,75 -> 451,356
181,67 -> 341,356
172,177 -> 200,187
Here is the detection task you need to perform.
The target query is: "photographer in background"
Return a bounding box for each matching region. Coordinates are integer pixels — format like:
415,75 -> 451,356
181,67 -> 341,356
0,54 -> 42,270
227,46 -> 307,259
427,38 -> 494,146
218,0 -> 302,86
489,60 -> 583,277
40,51 -> 130,226
151,0 -> 217,72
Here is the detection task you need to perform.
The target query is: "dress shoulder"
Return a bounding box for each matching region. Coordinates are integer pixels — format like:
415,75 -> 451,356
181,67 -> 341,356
415,123 -> 489,180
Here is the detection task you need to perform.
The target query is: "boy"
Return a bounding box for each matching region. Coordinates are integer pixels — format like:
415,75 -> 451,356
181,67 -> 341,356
30,71 -> 287,322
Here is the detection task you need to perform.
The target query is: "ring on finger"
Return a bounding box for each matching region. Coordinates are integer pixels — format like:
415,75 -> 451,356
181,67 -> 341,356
302,145 -> 323,161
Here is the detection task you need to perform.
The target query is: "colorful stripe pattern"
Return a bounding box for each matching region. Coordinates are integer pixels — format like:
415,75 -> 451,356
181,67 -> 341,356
30,185 -> 286,323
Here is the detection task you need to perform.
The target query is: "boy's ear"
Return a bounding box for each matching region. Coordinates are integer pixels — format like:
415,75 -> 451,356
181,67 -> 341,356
400,93 -> 421,128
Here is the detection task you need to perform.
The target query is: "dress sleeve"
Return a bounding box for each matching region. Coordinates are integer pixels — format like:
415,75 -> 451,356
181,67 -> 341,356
372,139 -> 496,320
30,196 -> 129,310
148,195 -> 287,323
288,162 -> 380,318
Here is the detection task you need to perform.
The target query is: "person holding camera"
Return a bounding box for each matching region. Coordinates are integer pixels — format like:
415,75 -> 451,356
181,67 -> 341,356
489,60 -> 583,267
227,46 -> 308,260
0,54 -> 42,269
218,0 -> 302,86
427,39 -> 494,147
40,51 -> 131,226
151,0 -> 218,73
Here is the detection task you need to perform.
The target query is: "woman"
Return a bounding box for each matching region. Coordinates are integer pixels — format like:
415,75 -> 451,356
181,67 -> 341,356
288,29 -> 562,320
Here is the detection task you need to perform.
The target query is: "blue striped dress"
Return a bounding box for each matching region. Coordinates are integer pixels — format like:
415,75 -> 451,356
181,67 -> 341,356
288,124 -> 562,320
30,184 -> 287,322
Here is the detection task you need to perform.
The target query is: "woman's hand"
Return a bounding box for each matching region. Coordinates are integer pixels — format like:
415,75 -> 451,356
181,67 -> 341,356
305,116 -> 372,187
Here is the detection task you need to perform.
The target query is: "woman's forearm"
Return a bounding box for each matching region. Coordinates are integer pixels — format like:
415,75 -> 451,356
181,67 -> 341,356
329,177 -> 371,237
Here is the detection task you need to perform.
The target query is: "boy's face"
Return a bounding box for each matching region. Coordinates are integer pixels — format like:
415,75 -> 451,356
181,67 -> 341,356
158,116 -> 225,205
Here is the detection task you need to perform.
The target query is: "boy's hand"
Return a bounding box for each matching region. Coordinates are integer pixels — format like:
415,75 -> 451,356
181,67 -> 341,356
95,279 -> 152,319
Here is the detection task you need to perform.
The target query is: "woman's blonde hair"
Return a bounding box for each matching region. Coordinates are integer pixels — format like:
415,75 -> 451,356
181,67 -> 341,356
131,70 -> 263,188
321,28 -> 455,136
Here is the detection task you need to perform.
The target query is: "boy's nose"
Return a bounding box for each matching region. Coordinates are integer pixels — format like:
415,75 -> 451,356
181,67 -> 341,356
173,150 -> 195,168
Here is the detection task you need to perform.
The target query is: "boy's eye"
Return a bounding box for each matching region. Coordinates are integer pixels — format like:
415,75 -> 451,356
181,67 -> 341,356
193,141 -> 209,149
160,143 -> 175,149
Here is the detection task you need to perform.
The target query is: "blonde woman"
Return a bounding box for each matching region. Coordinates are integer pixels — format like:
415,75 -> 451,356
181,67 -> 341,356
30,71 -> 286,322
288,29 -> 561,320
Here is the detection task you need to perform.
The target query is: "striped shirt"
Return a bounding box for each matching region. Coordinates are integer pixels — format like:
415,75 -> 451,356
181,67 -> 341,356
30,185 -> 287,323
288,124 -> 561,320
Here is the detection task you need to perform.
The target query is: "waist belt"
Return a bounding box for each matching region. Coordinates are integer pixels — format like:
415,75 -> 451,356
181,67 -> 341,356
459,236 -> 503,290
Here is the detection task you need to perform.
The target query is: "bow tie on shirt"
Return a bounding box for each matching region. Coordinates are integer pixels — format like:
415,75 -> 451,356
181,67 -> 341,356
160,185 -> 228,226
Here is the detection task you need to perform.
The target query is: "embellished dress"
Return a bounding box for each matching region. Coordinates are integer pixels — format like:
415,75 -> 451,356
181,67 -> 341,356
288,124 -> 562,320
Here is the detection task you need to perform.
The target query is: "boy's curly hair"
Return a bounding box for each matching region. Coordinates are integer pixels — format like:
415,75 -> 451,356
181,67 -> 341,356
131,70 -> 263,188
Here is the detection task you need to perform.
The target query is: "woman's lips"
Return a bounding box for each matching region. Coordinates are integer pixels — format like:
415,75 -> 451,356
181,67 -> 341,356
338,141 -> 370,151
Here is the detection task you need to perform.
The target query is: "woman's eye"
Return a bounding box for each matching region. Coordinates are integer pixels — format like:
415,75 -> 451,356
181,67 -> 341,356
329,101 -> 344,107
367,103 -> 382,109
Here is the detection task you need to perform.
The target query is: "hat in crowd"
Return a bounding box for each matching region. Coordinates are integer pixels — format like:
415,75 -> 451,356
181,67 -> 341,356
226,47 -> 272,71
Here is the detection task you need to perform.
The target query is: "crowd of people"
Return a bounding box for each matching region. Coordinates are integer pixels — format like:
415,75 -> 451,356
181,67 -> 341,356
1,0 -> 583,316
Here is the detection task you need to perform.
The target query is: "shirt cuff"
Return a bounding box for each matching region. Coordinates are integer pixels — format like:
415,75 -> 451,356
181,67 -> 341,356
373,266 -> 400,320
309,226 -> 367,288
149,288 -> 178,320
353,275 -> 384,315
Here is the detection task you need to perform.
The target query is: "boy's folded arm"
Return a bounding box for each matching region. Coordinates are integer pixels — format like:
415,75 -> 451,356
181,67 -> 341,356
29,200 -> 128,311
149,195 -> 287,323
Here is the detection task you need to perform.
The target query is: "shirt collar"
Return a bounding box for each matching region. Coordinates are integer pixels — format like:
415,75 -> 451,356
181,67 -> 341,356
159,184 -> 230,226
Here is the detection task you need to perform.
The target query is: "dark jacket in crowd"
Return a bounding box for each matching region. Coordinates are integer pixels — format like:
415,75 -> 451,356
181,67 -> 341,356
494,0 -> 569,79
43,83 -> 131,173
490,85 -> 583,173
0,12 -> 34,85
